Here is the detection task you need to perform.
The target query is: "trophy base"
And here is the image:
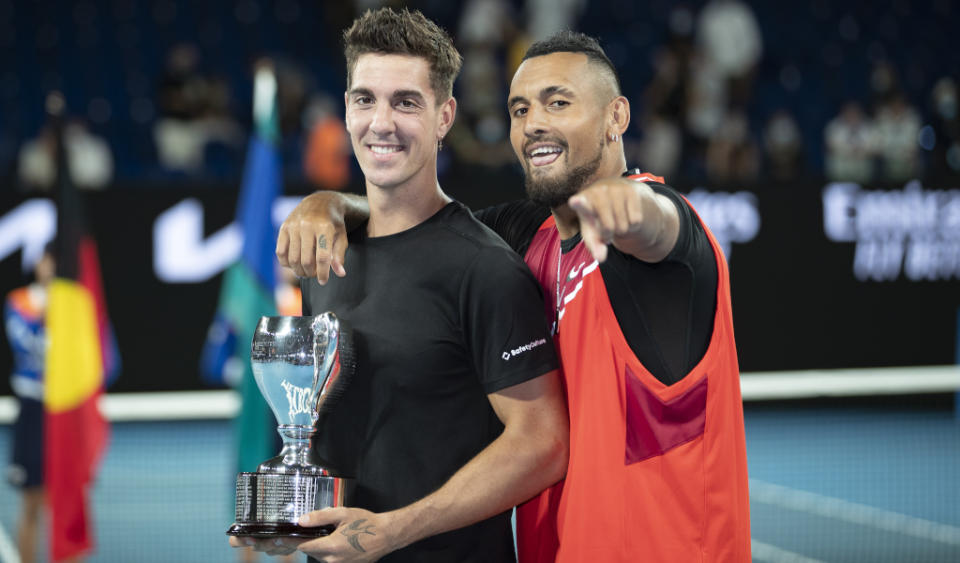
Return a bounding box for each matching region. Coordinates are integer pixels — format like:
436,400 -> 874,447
229,471 -> 353,539
226,522 -> 334,538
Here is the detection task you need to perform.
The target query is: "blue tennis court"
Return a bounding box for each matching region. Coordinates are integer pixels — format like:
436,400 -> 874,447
1,402 -> 958,562
0,419 -> 259,563
746,402 -> 960,562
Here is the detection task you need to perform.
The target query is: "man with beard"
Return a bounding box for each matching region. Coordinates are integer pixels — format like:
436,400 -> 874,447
277,31 -> 750,562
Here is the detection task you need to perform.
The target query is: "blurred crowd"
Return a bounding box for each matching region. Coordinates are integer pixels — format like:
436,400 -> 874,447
824,73 -> 959,184
631,2 -> 959,186
4,0 -> 959,191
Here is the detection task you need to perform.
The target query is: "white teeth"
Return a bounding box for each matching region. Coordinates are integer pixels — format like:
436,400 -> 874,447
371,145 -> 401,154
530,146 -> 562,157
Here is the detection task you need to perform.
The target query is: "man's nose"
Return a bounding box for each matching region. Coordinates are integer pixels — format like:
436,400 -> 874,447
369,103 -> 396,136
523,105 -> 550,138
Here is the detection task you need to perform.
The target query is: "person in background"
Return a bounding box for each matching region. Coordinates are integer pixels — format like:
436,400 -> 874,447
929,77 -> 960,177
824,101 -> 876,184
302,94 -> 352,191
153,42 -> 241,174
18,119 -> 113,192
705,108 -> 759,184
4,250 -> 54,563
763,109 -> 803,182
874,93 -> 922,182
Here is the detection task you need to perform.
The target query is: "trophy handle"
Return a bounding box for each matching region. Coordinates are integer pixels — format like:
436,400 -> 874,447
310,313 -> 356,419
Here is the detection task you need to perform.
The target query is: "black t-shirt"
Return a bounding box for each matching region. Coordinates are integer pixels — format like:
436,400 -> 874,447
301,201 -> 558,562
474,181 -> 717,386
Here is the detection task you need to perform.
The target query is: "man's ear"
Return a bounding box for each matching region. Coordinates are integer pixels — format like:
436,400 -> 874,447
609,96 -> 630,137
438,96 -> 457,140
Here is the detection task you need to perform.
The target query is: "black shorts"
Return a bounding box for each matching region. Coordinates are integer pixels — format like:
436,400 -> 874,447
6,397 -> 43,489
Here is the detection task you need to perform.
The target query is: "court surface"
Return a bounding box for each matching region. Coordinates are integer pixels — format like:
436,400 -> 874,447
0,402 -> 957,562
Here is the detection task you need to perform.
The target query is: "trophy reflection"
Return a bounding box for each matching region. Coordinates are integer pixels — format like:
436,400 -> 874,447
227,313 -> 355,537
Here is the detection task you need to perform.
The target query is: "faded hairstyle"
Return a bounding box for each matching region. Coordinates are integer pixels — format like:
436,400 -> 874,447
343,8 -> 463,102
523,30 -> 622,96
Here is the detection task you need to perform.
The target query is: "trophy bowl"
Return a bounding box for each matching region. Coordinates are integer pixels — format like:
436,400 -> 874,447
227,313 -> 356,538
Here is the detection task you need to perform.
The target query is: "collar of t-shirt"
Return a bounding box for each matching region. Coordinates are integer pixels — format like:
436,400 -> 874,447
560,233 -> 582,254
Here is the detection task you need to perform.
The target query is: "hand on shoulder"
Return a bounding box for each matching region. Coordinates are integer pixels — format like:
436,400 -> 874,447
276,192 -> 351,284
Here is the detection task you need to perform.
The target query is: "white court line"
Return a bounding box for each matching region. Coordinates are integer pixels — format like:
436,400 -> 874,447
0,390 -> 240,424
740,365 -> 960,400
1,364 -> 958,423
751,540 -> 824,563
750,479 -> 960,545
0,520 -> 21,563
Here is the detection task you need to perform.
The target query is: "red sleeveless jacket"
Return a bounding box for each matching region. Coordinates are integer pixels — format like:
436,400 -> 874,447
516,177 -> 750,562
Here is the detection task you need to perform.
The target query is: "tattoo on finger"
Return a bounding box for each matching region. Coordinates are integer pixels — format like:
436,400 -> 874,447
318,234 -> 328,249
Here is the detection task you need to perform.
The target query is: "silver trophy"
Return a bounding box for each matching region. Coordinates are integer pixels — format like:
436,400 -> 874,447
227,313 -> 355,538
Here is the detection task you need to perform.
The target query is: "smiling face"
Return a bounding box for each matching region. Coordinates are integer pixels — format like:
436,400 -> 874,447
345,53 -> 455,191
508,52 -> 616,209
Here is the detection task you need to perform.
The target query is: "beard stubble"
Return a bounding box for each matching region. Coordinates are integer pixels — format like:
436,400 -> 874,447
524,136 -> 605,209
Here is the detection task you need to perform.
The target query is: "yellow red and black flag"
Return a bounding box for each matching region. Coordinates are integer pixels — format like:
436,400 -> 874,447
43,92 -> 116,562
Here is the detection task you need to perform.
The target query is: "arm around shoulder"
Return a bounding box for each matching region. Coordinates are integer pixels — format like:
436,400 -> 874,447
276,191 -> 370,283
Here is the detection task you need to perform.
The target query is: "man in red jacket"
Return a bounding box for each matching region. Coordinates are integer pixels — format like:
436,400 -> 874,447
278,30 -> 751,563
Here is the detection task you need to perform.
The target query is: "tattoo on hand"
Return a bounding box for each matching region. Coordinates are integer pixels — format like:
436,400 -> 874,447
318,234 -> 328,249
341,519 -> 376,553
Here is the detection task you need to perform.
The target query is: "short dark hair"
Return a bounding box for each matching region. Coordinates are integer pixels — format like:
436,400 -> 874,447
343,8 -> 463,102
522,31 -> 621,95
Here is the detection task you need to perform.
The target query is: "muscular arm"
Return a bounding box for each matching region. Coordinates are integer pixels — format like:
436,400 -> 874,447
275,175 -> 679,279
277,192 -> 548,281
295,370 -> 569,560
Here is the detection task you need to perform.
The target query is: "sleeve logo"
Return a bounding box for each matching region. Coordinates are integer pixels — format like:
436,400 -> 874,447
501,338 -> 547,361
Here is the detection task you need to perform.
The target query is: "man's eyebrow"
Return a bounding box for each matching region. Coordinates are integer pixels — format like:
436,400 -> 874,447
541,85 -> 576,99
347,87 -> 375,99
392,89 -> 426,101
508,95 -> 528,108
508,86 -> 576,109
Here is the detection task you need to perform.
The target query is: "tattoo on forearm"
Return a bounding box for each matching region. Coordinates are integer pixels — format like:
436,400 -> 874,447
341,519 -> 376,553
318,234 -> 328,249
